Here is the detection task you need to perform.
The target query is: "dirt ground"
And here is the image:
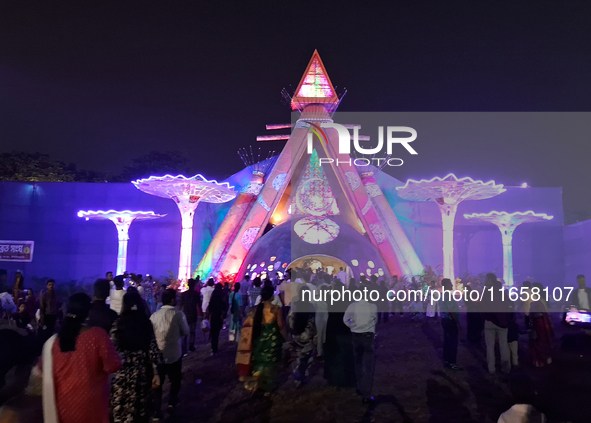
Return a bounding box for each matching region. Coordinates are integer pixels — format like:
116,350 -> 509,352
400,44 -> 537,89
3,313 -> 589,423
161,315 -> 521,423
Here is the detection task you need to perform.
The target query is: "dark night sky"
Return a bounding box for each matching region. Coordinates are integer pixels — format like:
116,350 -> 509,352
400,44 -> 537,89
1,2 -> 590,217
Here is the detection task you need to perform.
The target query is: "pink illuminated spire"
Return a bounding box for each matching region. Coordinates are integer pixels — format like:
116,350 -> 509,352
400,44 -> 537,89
291,50 -> 339,112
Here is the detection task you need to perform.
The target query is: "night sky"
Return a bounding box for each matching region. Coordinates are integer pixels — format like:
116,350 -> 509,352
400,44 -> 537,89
1,2 -> 590,218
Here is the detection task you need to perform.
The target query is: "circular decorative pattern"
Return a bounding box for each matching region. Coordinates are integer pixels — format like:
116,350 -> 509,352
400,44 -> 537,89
345,171 -> 361,191
293,216 -> 340,245
365,184 -> 382,198
272,173 -> 287,191
241,227 -> 261,250
369,223 -> 386,244
296,177 -> 335,216
241,182 -> 264,196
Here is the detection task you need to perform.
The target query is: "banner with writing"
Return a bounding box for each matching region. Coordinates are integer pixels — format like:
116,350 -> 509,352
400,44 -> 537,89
0,241 -> 34,262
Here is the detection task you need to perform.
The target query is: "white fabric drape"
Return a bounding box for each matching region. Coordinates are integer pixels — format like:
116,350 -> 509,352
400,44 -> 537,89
42,334 -> 59,423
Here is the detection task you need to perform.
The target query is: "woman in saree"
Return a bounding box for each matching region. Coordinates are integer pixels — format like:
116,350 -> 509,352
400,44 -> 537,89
529,282 -> 554,367
110,291 -> 163,423
236,285 -> 286,394
41,293 -> 121,423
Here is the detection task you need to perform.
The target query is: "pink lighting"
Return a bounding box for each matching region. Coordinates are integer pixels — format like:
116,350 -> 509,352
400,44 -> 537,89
296,56 -> 335,98
397,174 -> 506,282
463,211 -> 553,286
256,135 -> 291,141
196,148 -> 277,279
77,210 -> 166,276
133,175 -> 236,282
291,50 -> 339,112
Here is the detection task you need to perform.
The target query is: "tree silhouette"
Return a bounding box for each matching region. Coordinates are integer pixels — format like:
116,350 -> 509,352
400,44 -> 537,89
0,151 -> 76,182
0,151 -> 108,182
114,151 -> 192,182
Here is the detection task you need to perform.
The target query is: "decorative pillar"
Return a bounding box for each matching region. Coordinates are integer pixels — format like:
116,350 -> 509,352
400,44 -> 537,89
77,210 -> 166,276
397,174 -> 506,285
132,175 -> 236,283
464,211 -> 553,286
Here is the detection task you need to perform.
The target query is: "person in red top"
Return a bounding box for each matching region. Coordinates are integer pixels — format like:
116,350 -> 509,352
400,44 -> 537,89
42,293 -> 121,423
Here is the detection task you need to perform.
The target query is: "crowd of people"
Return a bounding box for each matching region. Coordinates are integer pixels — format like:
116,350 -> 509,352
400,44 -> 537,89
0,271 -> 194,422
0,268 -> 589,422
229,270 -> 561,398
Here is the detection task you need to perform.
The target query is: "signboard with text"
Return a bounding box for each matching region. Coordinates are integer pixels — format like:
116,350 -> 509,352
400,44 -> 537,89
0,241 -> 34,262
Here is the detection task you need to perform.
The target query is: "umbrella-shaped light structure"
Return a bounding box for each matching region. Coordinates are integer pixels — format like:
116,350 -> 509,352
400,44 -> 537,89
463,210 -> 553,286
77,210 -> 166,276
132,174 -> 236,282
397,174 -> 506,282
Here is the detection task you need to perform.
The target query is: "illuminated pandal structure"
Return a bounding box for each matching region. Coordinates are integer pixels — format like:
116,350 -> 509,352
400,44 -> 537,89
463,211 -> 553,286
132,175 -> 236,282
397,174 -> 506,282
77,210 -> 166,276
196,147 -> 276,279
216,50 -> 406,279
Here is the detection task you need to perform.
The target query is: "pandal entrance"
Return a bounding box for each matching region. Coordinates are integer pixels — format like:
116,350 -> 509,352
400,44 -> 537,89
288,254 -> 352,279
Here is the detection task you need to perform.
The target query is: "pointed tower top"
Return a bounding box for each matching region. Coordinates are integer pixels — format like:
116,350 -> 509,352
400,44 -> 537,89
291,50 -> 339,112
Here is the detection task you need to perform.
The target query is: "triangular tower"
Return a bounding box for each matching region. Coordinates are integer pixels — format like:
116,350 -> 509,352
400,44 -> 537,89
291,50 -> 339,112
201,51 -> 422,281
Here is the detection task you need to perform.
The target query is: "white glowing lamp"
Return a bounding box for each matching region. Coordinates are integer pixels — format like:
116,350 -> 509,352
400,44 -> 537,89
132,174 -> 236,282
77,210 -> 166,275
463,211 -> 553,286
397,174 -> 506,283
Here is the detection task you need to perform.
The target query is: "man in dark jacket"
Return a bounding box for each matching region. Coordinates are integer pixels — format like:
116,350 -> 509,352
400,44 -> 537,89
180,278 -> 201,353
87,279 -> 118,333
39,279 -> 58,334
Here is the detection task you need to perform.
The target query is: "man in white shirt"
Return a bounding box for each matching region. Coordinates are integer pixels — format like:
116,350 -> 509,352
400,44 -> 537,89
279,270 -> 299,324
344,289 -> 378,405
200,278 -> 215,315
109,275 -> 126,315
337,267 -> 348,286
574,274 -> 591,310
150,289 -> 189,416
278,273 -> 293,307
